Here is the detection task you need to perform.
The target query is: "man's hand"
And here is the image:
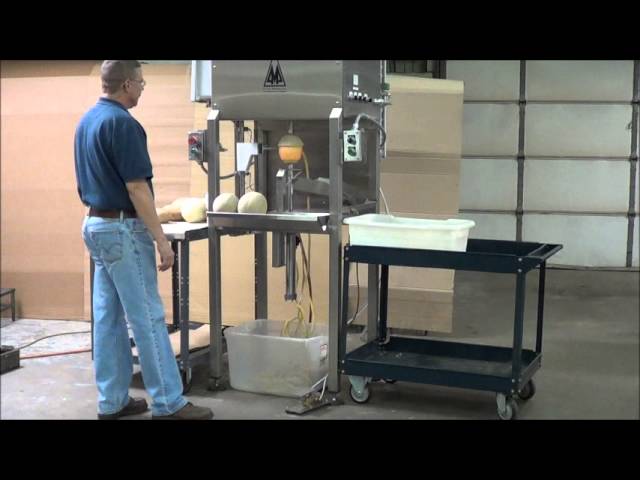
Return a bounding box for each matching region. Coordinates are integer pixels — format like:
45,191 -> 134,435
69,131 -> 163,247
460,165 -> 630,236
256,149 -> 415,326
157,240 -> 175,272
126,179 -> 175,273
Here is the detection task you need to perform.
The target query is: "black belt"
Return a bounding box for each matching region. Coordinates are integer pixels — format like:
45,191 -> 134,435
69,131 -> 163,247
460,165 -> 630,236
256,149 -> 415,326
88,207 -> 137,219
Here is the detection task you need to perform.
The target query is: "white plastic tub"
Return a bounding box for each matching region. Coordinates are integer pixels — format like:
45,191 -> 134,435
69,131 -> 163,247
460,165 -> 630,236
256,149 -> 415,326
225,319 -> 328,398
344,214 -> 475,252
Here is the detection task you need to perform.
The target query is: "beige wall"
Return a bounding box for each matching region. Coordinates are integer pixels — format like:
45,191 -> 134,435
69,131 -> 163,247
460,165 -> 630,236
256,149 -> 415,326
1,61 -> 194,320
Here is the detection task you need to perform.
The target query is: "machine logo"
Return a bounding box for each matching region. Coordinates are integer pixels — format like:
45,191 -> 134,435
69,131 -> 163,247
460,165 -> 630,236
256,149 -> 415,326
264,60 -> 287,91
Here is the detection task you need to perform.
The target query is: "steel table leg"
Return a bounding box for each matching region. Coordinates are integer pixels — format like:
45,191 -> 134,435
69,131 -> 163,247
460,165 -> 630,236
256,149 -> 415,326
379,265 -> 389,346
535,261 -> 546,354
510,272 -> 526,393
171,241 -> 179,332
339,251 -> 351,369
179,241 -> 190,389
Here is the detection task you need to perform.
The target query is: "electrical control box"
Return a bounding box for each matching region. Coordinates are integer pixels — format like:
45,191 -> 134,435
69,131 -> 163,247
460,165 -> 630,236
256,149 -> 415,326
188,130 -> 206,162
343,128 -> 365,162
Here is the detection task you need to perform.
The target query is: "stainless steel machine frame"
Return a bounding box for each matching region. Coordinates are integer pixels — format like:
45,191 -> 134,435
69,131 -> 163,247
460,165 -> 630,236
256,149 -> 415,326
203,61 -> 388,393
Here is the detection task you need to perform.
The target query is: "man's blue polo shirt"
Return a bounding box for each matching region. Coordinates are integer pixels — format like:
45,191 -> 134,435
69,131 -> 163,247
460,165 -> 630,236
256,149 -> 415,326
74,97 -> 153,211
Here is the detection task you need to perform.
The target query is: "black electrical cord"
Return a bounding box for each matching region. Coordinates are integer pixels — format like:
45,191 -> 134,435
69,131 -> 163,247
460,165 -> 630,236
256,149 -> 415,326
219,171 -> 251,180
298,235 -> 313,323
353,113 -> 387,148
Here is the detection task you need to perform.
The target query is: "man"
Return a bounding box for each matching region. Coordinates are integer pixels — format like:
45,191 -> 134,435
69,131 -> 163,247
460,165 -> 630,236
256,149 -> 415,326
74,60 -> 213,420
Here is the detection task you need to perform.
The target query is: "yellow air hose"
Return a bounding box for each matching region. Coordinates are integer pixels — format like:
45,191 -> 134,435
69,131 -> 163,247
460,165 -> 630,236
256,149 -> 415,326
281,151 -> 316,338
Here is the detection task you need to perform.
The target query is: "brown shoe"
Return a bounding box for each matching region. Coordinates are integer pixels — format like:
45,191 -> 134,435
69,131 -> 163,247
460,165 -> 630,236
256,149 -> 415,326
152,402 -> 214,420
97,397 -> 149,420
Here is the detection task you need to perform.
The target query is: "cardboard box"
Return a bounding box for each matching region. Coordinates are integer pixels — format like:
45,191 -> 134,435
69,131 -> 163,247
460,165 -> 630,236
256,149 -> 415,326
348,286 -> 454,333
381,153 -> 460,216
386,75 -> 464,157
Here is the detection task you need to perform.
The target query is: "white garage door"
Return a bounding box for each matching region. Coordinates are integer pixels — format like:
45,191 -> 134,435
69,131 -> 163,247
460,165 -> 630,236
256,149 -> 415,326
447,60 -> 639,268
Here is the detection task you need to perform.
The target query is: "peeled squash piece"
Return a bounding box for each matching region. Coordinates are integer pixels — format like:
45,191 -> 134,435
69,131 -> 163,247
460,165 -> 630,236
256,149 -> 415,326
238,192 -> 268,214
212,193 -> 239,213
157,207 -> 182,224
157,203 -> 183,223
157,196 -> 206,223
180,198 -> 207,223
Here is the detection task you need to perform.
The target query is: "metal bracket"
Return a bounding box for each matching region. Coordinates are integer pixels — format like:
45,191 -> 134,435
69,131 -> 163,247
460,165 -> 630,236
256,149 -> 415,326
236,142 -> 260,172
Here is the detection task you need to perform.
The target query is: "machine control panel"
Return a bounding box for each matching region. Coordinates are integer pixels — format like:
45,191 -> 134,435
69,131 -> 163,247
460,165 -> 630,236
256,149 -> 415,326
188,130 -> 206,162
343,128 -> 364,162
348,90 -> 372,102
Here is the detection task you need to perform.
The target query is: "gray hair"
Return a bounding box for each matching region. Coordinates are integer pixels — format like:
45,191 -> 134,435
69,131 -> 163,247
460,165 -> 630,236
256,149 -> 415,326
101,60 -> 142,94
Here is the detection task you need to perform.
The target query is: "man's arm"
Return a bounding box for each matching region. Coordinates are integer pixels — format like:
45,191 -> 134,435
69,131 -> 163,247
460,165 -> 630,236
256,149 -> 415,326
126,179 -> 174,271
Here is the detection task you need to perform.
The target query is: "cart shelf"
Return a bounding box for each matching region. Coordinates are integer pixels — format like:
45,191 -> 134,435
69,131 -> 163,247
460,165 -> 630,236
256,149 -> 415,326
344,239 -> 563,274
345,337 -> 541,393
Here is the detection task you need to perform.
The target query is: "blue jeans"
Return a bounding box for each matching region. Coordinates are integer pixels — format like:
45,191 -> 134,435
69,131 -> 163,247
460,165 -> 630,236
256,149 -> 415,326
82,215 -> 188,416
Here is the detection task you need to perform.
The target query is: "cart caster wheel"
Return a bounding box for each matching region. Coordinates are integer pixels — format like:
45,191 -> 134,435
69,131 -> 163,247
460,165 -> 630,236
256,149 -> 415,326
496,394 -> 518,420
181,369 -> 192,394
518,379 -> 536,401
349,385 -> 371,404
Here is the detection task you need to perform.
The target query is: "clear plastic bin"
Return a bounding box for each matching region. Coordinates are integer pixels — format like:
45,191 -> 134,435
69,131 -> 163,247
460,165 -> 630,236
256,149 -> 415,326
344,214 -> 475,251
225,319 -> 328,398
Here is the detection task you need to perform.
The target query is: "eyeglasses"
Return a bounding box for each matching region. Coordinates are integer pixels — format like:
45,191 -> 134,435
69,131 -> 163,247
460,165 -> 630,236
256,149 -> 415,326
128,79 -> 146,88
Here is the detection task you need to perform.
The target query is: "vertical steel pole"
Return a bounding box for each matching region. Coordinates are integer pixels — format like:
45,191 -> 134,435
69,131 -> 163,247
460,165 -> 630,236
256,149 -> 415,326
511,271 -> 526,391
328,107 -> 343,393
254,125 -> 268,320
535,262 -> 547,354
379,265 -> 389,345
340,249 -> 351,369
207,109 -> 224,389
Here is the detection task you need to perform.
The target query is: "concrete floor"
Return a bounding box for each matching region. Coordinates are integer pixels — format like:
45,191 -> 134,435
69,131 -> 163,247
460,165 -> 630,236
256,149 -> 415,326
1,269 -> 638,420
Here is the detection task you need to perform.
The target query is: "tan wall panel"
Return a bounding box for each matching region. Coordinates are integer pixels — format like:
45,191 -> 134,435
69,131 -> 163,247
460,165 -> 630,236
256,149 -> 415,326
1,61 -> 195,320
4,272 -> 85,320
1,64 -> 95,319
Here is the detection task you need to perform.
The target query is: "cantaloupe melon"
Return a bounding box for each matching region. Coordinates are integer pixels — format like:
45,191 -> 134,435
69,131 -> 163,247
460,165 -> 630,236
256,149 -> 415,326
180,198 -> 207,222
277,134 -> 304,164
212,193 -> 239,213
238,192 -> 268,214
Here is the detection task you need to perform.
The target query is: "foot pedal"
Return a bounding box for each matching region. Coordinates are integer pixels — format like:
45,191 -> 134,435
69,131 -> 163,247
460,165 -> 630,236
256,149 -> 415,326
285,392 -> 343,415
1,345 -> 20,374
